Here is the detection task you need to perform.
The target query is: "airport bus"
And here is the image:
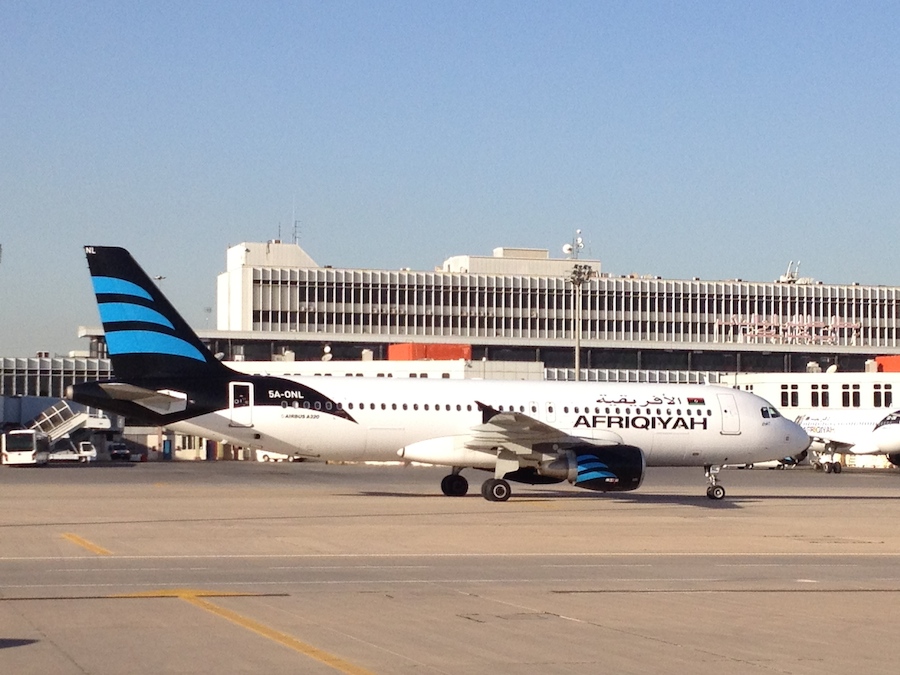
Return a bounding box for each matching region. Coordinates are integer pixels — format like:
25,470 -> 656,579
1,430 -> 51,466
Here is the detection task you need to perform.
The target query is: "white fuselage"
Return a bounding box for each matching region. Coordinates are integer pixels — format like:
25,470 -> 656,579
170,378 -> 809,469
797,409 -> 900,456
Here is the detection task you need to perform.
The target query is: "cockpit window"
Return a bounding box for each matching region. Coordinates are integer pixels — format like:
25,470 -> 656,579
760,406 -> 781,419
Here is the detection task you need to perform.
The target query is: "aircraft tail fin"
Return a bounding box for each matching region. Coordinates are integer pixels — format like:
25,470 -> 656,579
83,246 -> 229,385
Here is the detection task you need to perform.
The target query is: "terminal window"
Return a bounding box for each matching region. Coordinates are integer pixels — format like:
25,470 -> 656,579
842,384 -> 861,408
811,384 -> 830,408
780,384 -> 799,408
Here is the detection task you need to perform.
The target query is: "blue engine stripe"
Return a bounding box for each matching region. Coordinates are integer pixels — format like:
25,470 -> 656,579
577,455 -> 608,465
92,276 -> 153,300
105,330 -> 206,361
98,302 -> 174,329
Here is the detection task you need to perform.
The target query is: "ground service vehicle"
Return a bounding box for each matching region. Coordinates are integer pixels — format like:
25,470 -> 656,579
49,441 -> 98,463
108,442 -> 131,460
1,430 -> 51,466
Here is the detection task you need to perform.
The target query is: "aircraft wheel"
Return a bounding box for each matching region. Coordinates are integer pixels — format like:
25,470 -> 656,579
482,478 -> 511,502
823,462 -> 833,473
833,462 -> 842,474
262,454 -> 270,462
441,474 -> 469,497
813,462 -> 823,471
706,485 -> 726,500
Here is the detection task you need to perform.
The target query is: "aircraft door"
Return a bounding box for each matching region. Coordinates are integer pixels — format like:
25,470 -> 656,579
229,382 -> 254,427
717,393 -> 741,435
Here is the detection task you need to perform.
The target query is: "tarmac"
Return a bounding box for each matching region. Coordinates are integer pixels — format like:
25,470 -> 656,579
2,460 -> 900,674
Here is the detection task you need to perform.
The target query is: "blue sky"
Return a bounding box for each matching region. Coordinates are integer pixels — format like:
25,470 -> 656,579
2,1 -> 899,356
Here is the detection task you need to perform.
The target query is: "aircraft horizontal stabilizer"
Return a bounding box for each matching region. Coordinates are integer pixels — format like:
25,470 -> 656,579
97,382 -> 188,415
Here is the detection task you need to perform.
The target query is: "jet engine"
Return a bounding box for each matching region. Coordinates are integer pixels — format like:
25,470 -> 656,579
536,445 -> 645,492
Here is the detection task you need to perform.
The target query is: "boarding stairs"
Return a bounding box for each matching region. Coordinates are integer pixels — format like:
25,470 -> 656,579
28,400 -> 111,442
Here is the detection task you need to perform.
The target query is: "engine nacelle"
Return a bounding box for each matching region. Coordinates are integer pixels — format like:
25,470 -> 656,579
538,444 -> 645,492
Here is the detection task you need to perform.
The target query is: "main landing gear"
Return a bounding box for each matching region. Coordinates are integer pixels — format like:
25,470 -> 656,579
481,478 -> 511,502
440,470 -> 469,497
813,451 -> 843,474
705,465 -> 726,500
439,470 -> 513,502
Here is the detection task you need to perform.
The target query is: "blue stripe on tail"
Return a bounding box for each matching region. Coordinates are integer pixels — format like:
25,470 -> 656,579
97,303 -> 174,328
91,276 -> 153,300
104,331 -> 207,362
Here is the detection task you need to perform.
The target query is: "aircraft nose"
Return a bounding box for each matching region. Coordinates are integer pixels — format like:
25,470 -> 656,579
787,420 -> 811,453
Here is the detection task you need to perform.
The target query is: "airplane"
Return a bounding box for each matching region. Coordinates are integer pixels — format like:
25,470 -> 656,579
795,410 -> 900,473
67,246 -> 810,501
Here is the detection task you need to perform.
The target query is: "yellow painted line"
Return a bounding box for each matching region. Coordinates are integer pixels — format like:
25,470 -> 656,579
117,589 -> 375,675
61,533 -> 112,556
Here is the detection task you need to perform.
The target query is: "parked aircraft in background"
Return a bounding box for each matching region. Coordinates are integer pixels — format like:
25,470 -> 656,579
68,246 -> 809,501
796,410 -> 900,472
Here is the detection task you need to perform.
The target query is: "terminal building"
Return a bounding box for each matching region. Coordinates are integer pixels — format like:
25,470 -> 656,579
208,241 -> 900,373
198,240 -> 900,372
4,239 -> 900,398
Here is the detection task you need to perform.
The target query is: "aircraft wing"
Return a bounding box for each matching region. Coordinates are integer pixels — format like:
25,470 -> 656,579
464,401 -> 622,454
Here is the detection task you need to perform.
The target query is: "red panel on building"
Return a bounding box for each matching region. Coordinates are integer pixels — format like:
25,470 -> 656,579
388,343 -> 472,361
875,356 -> 900,372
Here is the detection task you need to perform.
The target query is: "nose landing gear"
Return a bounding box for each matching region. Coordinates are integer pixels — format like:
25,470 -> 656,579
705,465 -> 726,500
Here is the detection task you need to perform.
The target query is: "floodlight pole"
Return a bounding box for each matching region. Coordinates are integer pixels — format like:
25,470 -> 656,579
569,264 -> 593,382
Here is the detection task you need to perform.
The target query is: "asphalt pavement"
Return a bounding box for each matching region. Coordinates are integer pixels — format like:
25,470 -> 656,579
2,460 -> 899,674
